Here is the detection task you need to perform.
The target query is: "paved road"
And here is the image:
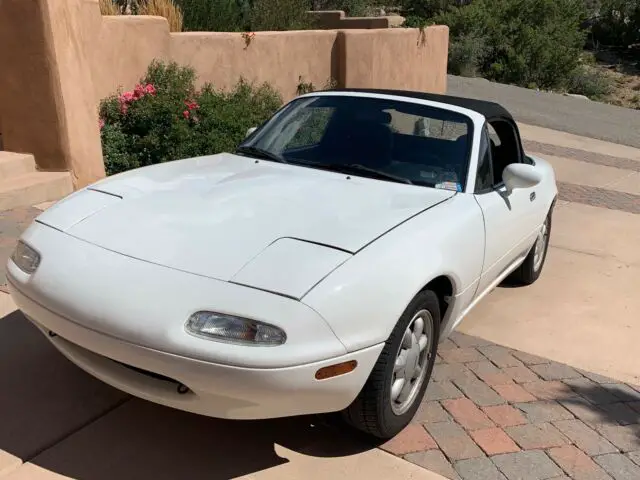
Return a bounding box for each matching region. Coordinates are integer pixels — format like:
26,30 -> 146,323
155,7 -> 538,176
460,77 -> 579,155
447,75 -> 640,149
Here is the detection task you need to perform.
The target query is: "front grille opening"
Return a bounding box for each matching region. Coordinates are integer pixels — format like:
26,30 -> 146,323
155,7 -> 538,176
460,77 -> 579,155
112,359 -> 180,385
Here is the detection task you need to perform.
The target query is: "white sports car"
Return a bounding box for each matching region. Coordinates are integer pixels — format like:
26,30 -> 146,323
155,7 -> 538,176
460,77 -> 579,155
7,89 -> 557,439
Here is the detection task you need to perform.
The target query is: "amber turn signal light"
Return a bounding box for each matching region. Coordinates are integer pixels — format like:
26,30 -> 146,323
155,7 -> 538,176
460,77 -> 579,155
315,360 -> 357,380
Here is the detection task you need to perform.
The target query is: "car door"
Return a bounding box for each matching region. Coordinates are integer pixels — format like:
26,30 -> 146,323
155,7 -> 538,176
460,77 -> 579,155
473,120 -> 540,295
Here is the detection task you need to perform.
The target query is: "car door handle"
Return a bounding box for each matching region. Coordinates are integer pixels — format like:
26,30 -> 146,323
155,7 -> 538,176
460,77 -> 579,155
530,192 -> 536,202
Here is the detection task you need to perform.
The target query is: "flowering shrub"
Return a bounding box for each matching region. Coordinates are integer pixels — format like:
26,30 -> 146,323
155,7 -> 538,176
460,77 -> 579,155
99,60 -> 282,175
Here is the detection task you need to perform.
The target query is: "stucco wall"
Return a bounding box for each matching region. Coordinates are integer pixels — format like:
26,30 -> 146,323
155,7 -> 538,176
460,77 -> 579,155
0,0 -> 449,187
94,16 -> 171,101
94,18 -> 448,103
341,27 -> 449,94
0,0 -> 68,170
171,31 -> 339,100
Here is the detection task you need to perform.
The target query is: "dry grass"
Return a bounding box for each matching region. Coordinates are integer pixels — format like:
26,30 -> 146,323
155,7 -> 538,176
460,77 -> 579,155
591,50 -> 640,110
99,0 -> 121,15
138,0 -> 183,32
98,0 -> 183,32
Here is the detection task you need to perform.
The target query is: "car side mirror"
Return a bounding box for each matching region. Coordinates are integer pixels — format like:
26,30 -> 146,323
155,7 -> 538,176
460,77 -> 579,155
245,127 -> 257,138
502,163 -> 542,193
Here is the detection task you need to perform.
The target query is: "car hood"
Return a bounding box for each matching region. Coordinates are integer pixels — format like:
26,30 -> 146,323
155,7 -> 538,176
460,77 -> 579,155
37,153 -> 454,285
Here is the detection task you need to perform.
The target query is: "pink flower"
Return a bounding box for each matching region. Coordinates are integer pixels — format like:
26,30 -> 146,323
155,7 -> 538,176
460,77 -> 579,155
99,119 -> 105,130
120,104 -> 129,115
133,84 -> 146,99
145,84 -> 157,96
183,110 -> 190,119
120,91 -> 135,103
184,100 -> 199,110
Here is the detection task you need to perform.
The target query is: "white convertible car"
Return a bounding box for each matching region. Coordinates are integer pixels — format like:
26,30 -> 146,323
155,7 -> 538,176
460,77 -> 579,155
7,89 -> 557,439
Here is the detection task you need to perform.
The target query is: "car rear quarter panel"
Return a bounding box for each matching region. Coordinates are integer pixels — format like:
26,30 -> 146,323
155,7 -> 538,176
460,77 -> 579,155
302,193 -> 485,352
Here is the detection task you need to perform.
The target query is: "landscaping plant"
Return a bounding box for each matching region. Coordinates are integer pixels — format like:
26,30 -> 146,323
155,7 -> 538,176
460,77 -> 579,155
99,60 -> 282,175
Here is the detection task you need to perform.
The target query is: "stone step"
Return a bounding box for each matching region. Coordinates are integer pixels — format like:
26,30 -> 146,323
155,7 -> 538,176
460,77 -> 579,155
0,171 -> 73,210
0,152 -> 37,178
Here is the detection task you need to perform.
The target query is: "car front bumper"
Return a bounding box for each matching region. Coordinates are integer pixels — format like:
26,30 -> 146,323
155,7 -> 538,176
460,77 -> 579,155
7,281 -> 382,419
6,222 -> 383,419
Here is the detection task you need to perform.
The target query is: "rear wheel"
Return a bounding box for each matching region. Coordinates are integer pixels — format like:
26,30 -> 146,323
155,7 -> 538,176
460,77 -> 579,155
510,207 -> 553,285
342,290 -> 440,439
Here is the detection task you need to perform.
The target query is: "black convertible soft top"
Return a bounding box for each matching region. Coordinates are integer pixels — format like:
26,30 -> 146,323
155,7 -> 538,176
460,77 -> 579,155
325,88 -> 514,122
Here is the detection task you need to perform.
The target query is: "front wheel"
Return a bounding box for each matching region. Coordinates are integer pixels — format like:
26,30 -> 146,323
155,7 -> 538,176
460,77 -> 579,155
342,290 -> 440,439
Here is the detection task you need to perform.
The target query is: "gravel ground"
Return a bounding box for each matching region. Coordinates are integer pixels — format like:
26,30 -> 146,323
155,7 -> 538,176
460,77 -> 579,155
447,75 -> 640,148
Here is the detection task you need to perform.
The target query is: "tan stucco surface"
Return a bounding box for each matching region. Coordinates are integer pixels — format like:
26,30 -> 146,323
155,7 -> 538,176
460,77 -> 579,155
171,30 -> 339,100
94,16 -> 171,102
0,0 -> 67,171
0,0 -> 449,185
341,27 -> 449,94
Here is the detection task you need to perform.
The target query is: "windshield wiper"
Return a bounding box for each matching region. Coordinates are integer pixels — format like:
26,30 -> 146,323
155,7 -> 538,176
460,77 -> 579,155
236,146 -> 287,163
310,163 -> 414,185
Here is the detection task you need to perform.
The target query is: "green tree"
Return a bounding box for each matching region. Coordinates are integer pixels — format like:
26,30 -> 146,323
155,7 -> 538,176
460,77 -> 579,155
311,0 -> 369,16
248,0 -> 313,31
176,0 -> 249,31
433,0 -> 588,89
591,0 -> 640,48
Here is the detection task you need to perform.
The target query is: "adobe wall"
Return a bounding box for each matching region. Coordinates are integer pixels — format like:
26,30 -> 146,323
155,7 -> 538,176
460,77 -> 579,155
170,30 -> 339,100
0,0 -> 449,187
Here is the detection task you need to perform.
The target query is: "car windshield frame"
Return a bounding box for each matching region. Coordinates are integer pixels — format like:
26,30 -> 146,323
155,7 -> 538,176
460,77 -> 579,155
237,94 -> 475,191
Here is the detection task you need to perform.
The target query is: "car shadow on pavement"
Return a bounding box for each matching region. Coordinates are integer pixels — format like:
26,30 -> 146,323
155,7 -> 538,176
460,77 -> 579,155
0,310 -> 376,480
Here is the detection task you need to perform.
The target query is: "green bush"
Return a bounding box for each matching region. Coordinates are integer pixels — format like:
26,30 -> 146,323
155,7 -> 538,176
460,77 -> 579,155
431,0 -> 588,90
176,0 -> 315,32
176,0 -> 249,31
99,60 -> 282,175
400,0 -> 461,19
566,66 -> 614,100
249,0 -> 313,31
447,33 -> 488,77
311,0 -> 369,16
590,0 -> 640,48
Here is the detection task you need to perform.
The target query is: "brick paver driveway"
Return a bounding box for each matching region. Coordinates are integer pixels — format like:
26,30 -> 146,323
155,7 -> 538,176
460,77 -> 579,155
381,332 -> 640,480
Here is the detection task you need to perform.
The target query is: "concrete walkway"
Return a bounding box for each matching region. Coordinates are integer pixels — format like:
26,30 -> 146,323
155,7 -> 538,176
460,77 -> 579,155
1,124 -> 640,479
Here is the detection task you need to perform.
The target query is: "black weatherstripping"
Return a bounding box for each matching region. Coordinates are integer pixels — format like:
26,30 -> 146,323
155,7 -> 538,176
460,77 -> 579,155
235,145 -> 288,163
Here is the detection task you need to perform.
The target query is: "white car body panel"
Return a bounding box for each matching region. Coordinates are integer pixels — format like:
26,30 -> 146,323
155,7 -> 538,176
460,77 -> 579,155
7,225 -> 349,369
6,90 -> 559,420
39,153 -> 454,284
474,154 -> 557,294
230,237 -> 351,299
302,193 -> 486,351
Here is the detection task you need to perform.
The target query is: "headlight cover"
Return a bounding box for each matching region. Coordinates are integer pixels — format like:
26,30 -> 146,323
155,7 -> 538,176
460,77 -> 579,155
185,311 -> 286,346
11,241 -> 41,274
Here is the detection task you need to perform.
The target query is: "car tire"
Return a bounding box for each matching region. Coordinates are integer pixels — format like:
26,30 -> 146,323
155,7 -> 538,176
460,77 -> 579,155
510,206 -> 553,286
342,290 -> 441,439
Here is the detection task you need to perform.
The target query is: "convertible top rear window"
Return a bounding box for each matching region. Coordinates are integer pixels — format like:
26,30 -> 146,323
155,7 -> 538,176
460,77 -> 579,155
240,95 -> 474,191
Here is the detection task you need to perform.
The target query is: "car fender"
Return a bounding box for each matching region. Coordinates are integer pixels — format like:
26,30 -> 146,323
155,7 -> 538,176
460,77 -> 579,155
302,193 -> 486,352
528,154 -> 559,214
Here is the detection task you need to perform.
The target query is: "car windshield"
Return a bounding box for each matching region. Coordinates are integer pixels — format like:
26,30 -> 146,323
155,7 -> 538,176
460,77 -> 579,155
238,94 -> 474,191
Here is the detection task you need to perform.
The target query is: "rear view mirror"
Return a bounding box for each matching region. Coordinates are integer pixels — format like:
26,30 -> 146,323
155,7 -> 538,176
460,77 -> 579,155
246,127 -> 257,138
503,163 -> 542,193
